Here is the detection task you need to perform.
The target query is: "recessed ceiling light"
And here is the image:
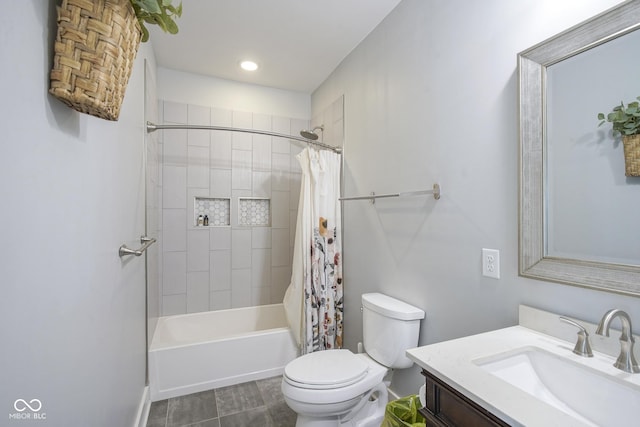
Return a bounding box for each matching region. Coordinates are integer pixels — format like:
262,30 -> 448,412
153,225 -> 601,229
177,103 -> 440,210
240,60 -> 258,71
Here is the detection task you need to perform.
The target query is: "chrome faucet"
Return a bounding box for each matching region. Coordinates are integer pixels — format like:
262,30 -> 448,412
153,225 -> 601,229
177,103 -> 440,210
595,309 -> 640,374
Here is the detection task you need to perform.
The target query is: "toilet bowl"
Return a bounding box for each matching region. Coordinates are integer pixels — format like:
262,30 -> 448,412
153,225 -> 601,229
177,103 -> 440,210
282,351 -> 388,427
281,293 -> 425,427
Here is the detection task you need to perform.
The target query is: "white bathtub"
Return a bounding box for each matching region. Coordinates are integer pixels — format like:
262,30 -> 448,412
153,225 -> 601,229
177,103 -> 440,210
149,303 -> 299,401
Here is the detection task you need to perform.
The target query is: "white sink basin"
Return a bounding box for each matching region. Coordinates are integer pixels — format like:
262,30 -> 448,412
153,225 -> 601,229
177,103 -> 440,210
475,346 -> 640,427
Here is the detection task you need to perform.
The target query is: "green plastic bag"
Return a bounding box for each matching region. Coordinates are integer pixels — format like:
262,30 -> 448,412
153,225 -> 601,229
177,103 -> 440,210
380,394 -> 426,427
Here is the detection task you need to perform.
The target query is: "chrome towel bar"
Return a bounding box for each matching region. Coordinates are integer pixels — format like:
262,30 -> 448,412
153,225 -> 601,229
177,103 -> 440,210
119,236 -> 156,257
339,183 -> 440,203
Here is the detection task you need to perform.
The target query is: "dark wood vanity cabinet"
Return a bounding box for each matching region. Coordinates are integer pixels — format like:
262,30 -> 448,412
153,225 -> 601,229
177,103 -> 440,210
419,370 -> 511,427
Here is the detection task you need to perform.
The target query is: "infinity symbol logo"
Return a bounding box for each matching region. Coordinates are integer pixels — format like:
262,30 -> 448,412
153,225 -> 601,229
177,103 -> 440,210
14,399 -> 42,412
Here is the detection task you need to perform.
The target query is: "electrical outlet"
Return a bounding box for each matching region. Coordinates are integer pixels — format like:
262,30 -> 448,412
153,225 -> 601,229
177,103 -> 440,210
482,248 -> 500,279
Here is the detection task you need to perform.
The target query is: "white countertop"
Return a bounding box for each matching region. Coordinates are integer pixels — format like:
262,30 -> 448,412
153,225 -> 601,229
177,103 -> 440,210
406,307 -> 640,427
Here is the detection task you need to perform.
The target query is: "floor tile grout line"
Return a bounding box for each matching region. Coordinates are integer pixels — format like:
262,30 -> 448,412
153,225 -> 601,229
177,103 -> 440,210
149,376 -> 289,427
180,415 -> 219,427
217,404 -> 271,419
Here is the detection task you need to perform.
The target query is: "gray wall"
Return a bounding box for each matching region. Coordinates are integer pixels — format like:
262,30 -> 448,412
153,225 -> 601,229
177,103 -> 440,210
1,1 -> 153,424
312,0 -> 640,396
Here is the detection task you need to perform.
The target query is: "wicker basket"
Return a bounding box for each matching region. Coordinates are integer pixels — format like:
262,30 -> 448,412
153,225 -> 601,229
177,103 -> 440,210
622,134 -> 640,177
49,0 -> 142,121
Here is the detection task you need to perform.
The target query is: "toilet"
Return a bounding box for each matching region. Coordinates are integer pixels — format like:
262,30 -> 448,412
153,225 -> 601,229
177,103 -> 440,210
281,293 -> 425,427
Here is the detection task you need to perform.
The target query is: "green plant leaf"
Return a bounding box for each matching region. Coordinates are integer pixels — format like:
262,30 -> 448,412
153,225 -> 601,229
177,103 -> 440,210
140,24 -> 150,42
150,15 -> 168,32
160,15 -> 179,34
130,0 -> 181,41
166,4 -> 182,16
135,0 -> 161,14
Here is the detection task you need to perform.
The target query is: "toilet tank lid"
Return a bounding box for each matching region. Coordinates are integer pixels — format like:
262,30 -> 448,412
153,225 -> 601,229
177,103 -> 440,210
362,293 -> 425,320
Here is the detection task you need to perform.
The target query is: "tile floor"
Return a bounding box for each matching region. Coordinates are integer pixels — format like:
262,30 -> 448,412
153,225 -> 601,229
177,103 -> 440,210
146,376 -> 297,427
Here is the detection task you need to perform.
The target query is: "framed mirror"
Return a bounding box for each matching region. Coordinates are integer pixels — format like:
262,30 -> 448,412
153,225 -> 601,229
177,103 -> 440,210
519,0 -> 640,296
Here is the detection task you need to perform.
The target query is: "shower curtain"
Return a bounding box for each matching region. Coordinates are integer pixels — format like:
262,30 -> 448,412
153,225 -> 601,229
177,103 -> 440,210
284,147 -> 343,354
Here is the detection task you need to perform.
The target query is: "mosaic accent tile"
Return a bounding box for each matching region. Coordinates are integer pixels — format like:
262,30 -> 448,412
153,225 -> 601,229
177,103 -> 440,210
238,198 -> 270,226
195,197 -> 231,227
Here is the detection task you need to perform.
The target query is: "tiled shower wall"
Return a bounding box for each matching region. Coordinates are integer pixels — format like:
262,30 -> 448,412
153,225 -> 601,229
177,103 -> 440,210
158,100 -> 309,316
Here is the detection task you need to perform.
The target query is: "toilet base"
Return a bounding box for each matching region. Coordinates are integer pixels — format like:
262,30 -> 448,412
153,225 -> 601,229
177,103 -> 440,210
295,415 -> 340,427
293,383 -> 388,427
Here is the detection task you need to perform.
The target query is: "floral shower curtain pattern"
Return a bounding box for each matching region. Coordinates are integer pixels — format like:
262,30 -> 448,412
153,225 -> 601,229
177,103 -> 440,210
283,147 -> 343,354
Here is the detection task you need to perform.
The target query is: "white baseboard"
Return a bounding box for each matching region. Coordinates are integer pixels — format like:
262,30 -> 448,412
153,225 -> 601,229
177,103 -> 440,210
134,386 -> 151,427
151,367 -> 285,401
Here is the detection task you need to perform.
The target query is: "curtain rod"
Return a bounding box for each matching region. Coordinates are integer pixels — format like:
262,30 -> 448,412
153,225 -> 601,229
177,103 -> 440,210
146,122 -> 342,153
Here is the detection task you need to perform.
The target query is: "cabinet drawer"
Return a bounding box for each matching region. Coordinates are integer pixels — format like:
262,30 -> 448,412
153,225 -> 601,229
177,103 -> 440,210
420,370 -> 511,427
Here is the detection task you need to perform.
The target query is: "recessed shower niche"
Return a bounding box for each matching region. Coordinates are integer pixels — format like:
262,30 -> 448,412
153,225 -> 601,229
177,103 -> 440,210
193,197 -> 272,227
194,197 -> 231,227
238,197 -> 271,227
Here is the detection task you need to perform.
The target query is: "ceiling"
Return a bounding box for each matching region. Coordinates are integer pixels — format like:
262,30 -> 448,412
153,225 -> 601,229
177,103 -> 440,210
148,0 -> 402,94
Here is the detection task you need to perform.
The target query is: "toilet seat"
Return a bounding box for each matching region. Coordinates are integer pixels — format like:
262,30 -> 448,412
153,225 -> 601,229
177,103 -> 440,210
282,352 -> 388,407
284,349 -> 369,390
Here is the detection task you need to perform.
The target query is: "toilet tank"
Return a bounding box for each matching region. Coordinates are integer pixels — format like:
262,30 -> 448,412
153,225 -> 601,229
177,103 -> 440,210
362,293 -> 425,369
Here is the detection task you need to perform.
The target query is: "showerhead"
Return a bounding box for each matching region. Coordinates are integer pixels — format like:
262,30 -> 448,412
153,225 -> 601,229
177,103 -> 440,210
300,125 -> 324,141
